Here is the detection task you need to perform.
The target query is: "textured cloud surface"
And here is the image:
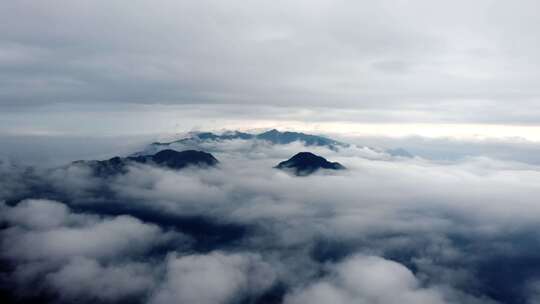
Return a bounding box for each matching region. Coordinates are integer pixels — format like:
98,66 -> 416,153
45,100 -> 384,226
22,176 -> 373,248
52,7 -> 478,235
285,255 -> 448,304
2,139 -> 540,303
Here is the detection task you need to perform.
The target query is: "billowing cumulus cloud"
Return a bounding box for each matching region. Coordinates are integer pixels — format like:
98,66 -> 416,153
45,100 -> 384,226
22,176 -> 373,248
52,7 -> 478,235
0,199 -> 187,303
1,200 -> 178,262
285,255 -> 449,304
1,199 -> 70,230
46,257 -> 155,303
150,252 -> 275,304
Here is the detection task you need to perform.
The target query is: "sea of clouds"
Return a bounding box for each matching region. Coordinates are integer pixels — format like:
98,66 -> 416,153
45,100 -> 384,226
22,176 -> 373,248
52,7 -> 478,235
2,138 -> 540,304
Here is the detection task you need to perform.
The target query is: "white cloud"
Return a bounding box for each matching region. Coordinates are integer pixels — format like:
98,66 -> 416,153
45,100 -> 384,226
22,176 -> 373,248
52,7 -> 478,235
149,252 -> 275,304
0,200 -> 181,262
46,257 -> 155,302
1,138 -> 540,303
1,199 -> 70,229
284,255 -> 487,304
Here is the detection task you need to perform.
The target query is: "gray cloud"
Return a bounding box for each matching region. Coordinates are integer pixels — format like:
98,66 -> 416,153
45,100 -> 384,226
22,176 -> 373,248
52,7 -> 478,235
1,1 -> 540,126
347,135 -> 540,165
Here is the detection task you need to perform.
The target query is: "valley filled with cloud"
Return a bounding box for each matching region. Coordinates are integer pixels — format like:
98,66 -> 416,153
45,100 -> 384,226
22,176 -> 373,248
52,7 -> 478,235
2,132 -> 540,304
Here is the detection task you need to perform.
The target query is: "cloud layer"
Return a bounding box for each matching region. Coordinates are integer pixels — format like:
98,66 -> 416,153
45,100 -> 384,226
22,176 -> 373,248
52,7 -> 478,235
2,1 -> 540,127
2,139 -> 540,303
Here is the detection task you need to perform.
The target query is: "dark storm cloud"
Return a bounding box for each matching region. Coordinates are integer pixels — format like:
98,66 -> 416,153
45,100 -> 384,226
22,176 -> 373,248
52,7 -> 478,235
2,1 -> 540,124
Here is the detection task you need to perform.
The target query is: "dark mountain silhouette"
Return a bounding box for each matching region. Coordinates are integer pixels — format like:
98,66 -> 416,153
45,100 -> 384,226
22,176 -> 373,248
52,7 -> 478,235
191,131 -> 255,141
154,131 -> 255,146
74,149 -> 218,177
275,152 -> 345,176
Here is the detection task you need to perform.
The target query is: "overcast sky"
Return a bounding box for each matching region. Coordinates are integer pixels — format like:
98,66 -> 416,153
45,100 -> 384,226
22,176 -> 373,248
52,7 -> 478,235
2,0 -> 540,138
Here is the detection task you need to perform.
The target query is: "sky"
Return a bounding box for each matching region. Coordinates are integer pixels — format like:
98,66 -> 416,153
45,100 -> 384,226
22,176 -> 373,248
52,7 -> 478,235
1,0 -> 540,140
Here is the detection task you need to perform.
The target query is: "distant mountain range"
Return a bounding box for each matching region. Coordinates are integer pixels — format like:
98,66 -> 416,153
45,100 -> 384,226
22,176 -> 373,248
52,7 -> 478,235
70,129 -> 412,177
137,129 -> 350,155
276,152 -> 345,176
73,149 -> 218,177
135,129 -> 413,159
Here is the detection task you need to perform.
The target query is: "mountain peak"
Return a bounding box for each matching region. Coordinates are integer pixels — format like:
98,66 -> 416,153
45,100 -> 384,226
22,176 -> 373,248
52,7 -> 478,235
74,149 -> 218,177
276,152 -> 345,176
256,130 -> 348,150
150,149 -> 219,169
262,129 -> 279,134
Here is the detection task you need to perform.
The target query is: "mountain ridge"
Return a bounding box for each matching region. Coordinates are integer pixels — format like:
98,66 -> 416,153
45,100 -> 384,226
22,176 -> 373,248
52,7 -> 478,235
142,129 -> 349,153
73,149 -> 219,177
